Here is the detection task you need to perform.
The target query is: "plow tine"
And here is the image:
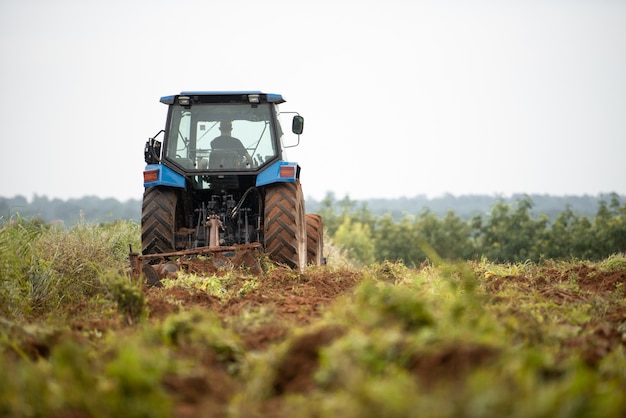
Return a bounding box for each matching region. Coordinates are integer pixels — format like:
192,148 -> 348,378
232,250 -> 263,275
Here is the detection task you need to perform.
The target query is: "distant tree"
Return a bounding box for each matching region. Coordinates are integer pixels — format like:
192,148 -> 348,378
436,210 -> 475,260
570,216 -> 595,259
539,206 -> 576,259
474,197 -> 548,262
591,194 -> 626,257
316,192 -> 342,236
592,199 -> 614,258
373,215 -> 425,266
608,198 -> 626,253
334,217 -> 375,265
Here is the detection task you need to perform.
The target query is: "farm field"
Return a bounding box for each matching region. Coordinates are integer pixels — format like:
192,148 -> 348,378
1,221 -> 626,417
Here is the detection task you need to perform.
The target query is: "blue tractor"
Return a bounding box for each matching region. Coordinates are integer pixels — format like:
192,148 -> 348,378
134,92 -> 323,281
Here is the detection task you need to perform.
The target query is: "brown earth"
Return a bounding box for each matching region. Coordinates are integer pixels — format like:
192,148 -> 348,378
142,267 -> 360,417
484,264 -> 626,367
7,263 -> 625,417
141,263 -> 625,417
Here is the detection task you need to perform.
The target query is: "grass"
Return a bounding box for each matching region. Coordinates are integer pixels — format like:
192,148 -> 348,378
0,218 -> 140,321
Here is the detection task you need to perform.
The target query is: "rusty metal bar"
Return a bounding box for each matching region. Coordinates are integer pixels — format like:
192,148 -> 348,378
135,243 -> 263,262
129,243 -> 264,283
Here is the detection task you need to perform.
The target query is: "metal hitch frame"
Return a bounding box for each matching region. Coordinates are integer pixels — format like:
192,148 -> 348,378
129,243 -> 263,286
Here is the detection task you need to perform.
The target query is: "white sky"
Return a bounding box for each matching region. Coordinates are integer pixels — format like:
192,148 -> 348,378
1,0 -> 625,202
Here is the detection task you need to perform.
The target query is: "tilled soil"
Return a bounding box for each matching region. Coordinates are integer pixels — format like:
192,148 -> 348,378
141,267 -> 360,418
8,262 -> 624,418
138,263 -> 626,417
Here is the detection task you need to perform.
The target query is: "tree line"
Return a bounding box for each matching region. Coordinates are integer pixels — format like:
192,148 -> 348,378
2,193 -> 625,264
0,195 -> 141,226
318,193 -> 626,265
2,193 -> 620,226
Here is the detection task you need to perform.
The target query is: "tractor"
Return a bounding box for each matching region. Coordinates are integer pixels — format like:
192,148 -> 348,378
130,91 -> 323,283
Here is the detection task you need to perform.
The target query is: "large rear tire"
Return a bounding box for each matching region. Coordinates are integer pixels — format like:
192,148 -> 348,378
264,181 -> 306,271
141,187 -> 180,255
306,214 -> 324,266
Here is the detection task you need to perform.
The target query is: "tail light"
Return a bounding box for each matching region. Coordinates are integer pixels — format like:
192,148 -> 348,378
143,169 -> 159,183
279,165 -> 295,178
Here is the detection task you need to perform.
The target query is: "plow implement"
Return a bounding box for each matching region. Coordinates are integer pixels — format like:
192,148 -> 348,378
129,243 -> 263,286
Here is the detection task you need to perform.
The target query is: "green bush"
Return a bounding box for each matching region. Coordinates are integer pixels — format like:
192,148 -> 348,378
0,218 -> 140,320
320,194 -> 626,263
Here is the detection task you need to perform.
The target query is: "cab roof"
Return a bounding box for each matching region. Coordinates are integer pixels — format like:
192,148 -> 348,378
160,91 -> 285,105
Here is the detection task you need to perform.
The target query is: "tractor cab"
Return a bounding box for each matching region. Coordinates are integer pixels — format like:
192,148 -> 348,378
144,92 -> 303,192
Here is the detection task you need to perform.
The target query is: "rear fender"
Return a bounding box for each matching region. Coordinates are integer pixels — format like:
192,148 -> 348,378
256,160 -> 300,187
143,164 -> 186,188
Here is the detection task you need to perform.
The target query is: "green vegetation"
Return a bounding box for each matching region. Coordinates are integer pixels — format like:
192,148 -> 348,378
2,192 -> 625,264
0,217 -> 140,320
1,195 -> 141,225
0,218 -> 625,417
1,192 -> 623,228
320,194 -> 626,266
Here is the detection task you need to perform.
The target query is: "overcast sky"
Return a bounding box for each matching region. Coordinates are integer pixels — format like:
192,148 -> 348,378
1,0 -> 625,202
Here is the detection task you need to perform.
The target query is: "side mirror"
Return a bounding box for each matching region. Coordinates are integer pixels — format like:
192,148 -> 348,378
292,115 -> 304,135
144,130 -> 164,164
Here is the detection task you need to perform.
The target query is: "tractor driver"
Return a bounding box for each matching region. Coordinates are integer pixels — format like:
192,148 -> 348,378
210,120 -> 252,168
